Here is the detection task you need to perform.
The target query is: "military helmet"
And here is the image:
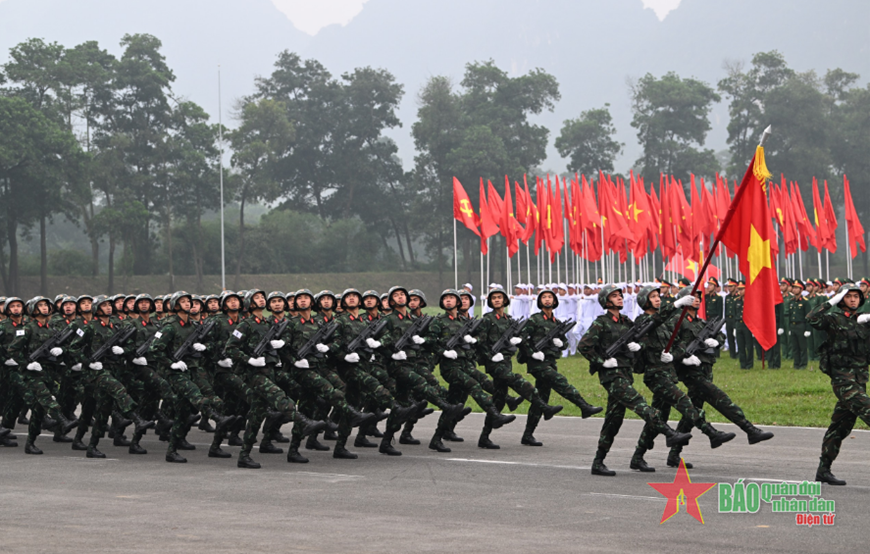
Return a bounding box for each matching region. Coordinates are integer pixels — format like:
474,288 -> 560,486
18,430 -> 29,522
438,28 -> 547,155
314,290 -> 336,311
92,294 -> 113,315
439,289 -> 462,310
204,293 -> 220,307
458,288 -> 475,308
285,291 -> 296,300
134,293 -> 155,314
293,289 -> 315,310
0,296 -> 6,310
636,285 -> 659,310
387,285 -> 409,307
3,296 -> 24,315
243,289 -> 266,312
266,291 -> 286,312
220,290 -> 241,311
362,289 -> 379,301
190,294 -> 205,312
408,289 -> 428,309
28,296 -> 51,316
838,283 -> 865,309
537,288 -> 560,310
54,293 -> 66,305
676,286 -> 702,301
340,288 -> 362,309
167,291 -> 192,312
597,285 -> 621,309
487,285 -> 510,308
59,294 -> 77,309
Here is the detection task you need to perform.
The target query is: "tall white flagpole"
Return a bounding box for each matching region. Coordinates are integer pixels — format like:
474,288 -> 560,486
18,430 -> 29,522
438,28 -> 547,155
218,65 -> 226,290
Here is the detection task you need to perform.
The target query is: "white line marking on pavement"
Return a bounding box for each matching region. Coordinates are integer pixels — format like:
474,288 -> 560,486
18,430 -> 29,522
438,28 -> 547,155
586,492 -> 664,502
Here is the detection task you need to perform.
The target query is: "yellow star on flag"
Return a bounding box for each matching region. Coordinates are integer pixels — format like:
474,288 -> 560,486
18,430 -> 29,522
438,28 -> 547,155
747,224 -> 771,284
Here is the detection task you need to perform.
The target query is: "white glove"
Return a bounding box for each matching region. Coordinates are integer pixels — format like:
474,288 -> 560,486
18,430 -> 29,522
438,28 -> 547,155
49,347 -> 63,357
193,343 -> 206,352
682,355 -> 701,366
803,331 -> 811,337
71,363 -> 82,371
270,339 -> 285,350
858,314 -> 870,324
412,335 -> 426,345
132,357 -> 147,366
828,288 -> 848,306
217,358 -> 233,368
602,357 -> 618,368
704,338 -> 719,348
4,359 -> 17,366
532,351 -> 545,361
463,335 -> 476,344
344,353 -> 360,363
675,295 -> 695,308
443,349 -> 458,359
247,357 -> 265,367
171,361 -> 188,371
391,351 -> 407,361
509,337 -> 522,345
112,346 -> 124,355
89,362 -> 103,370
627,342 -> 641,352
369,354 -> 376,362
294,359 -> 310,369
491,353 -> 505,363
26,362 -> 42,372
366,338 -> 381,349
552,338 -> 564,348
315,343 -> 329,353
660,351 -> 673,363
777,328 -> 784,335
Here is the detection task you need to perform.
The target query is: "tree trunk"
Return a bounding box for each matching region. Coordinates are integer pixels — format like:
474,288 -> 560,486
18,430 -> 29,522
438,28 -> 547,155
233,190 -> 246,290
402,220 -> 416,265
84,201 -> 99,277
388,216 -> 406,269
193,216 -> 204,291
39,214 -> 48,296
107,233 -> 115,294
7,213 -> 18,296
166,207 -> 174,291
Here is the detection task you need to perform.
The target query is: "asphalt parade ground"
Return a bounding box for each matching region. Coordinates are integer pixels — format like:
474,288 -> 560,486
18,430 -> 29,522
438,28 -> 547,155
0,413 -> 867,554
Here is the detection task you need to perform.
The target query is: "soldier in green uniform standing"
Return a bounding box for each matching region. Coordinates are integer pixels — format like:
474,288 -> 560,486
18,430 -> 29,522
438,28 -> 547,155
704,278 -> 724,358
724,279 -> 740,359
788,280 -> 810,370
779,278 -> 792,359
807,284 -> 870,486
578,285 -> 692,476
474,286 -> 562,449
733,283 -> 755,370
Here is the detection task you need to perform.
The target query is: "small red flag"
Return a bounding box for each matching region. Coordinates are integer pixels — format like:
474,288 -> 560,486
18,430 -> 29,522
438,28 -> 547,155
844,175 -> 866,258
453,178 -> 480,236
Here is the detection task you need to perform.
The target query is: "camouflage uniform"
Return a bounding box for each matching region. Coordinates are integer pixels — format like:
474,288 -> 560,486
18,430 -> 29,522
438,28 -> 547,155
807,297 -> 870,482
205,311 -> 252,450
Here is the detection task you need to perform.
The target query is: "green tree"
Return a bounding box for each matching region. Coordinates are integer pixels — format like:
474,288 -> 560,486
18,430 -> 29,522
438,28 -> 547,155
630,71 -> 721,183
555,104 -> 623,175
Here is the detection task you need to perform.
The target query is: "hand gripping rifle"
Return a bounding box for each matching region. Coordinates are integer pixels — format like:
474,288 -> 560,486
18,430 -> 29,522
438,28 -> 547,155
491,318 -> 529,355
171,318 -> 217,363
29,325 -> 77,363
252,318 -> 291,358
89,325 -> 136,363
347,317 -> 389,354
604,316 -> 657,359
445,317 -> 485,351
393,315 -> 433,352
295,320 -> 339,360
533,319 -> 576,352
684,316 -> 726,357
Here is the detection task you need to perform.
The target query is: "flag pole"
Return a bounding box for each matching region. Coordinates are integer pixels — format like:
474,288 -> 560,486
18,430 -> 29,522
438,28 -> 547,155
218,64 -> 226,290
665,125 -> 772,352
453,218 -> 459,289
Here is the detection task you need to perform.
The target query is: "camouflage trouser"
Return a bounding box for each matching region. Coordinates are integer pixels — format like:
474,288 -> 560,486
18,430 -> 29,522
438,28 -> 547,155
290,365 -> 350,441
401,361 -> 448,436
818,378 -> 870,471
368,360 -> 397,397
481,360 -> 544,438
190,365 -> 224,414
242,371 -> 297,456
2,370 -> 60,441
596,375 -> 666,457
669,364 -> 749,457
525,363 -> 593,437
86,368 -> 137,446
263,368 -> 299,439
636,368 -> 711,452
58,369 -> 84,419
165,370 -> 212,451
434,359 -> 495,438
336,361 -> 398,447
134,365 -> 178,419
384,360 -> 449,435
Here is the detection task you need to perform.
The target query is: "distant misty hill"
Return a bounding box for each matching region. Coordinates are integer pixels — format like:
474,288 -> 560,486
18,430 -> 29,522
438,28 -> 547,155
1,0 -> 867,172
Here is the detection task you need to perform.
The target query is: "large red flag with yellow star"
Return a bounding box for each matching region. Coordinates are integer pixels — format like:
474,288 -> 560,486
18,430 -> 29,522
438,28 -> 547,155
719,146 -> 781,350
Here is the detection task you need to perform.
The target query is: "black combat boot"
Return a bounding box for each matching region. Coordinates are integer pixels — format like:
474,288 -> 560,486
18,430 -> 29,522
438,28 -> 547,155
177,437 -> 196,450
128,412 -> 155,435
521,434 -> 542,446
580,401 -> 604,419
113,434 -> 132,447
478,434 -> 500,449
706,427 -> 737,449
428,434 -> 451,453
71,428 -> 87,451
663,427 -> 692,448
305,434 -> 330,451
346,407 -> 377,428
24,440 -> 43,455
333,445 -> 358,459
354,433 -> 377,448
485,407 -> 516,429
86,441 -> 106,459
128,441 -> 147,455
51,410 -> 79,435
227,430 -> 244,446
270,430 -> 290,443
390,403 -> 415,425
666,453 -> 692,468
294,412 -> 327,438
287,439 -> 310,464
198,418 -> 216,433
816,468 -> 846,486
399,431 -> 420,445
542,404 -> 564,421
17,408 -> 29,425
259,440 -> 283,454
0,427 -> 9,438
442,429 -> 464,442
741,423 -> 774,445
378,434 -> 402,456
505,395 -> 524,411
211,412 -> 235,434
208,445 -> 232,458
53,429 -> 73,443
591,449 -> 616,476
237,453 -> 261,469
630,448 -> 655,472
165,448 -> 187,463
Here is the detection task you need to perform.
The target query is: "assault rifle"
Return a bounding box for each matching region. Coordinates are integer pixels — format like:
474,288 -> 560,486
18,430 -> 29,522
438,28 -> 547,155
533,319 -> 576,352
446,317 -> 484,351
89,325 -> 136,363
29,325 -> 76,363
393,315 -> 433,352
491,317 -> 529,355
252,317 -> 291,358
685,316 -> 726,356
347,317 -> 389,354
171,318 -> 217,362
604,316 -> 657,359
135,333 -> 157,358
296,320 -> 339,360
